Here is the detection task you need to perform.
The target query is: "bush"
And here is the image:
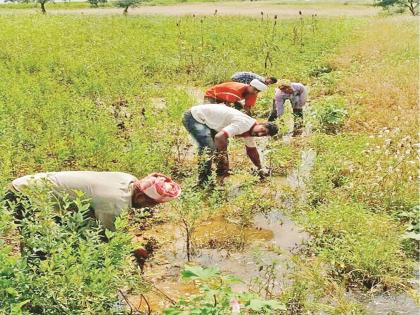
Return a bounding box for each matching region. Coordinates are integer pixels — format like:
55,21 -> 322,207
303,201 -> 414,289
164,265 -> 286,314
0,191 -> 142,314
309,96 -> 348,134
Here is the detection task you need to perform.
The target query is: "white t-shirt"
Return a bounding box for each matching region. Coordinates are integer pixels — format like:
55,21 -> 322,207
190,104 -> 257,147
12,171 -> 137,231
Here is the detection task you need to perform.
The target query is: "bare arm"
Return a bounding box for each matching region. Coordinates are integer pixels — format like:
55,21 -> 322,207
246,146 -> 262,169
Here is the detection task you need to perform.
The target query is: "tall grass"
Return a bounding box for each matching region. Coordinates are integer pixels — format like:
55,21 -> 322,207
0,14 -> 355,186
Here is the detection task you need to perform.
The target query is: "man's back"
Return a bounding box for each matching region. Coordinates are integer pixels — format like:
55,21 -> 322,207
231,72 -> 265,85
190,104 -> 255,136
12,171 -> 138,230
205,82 -> 247,102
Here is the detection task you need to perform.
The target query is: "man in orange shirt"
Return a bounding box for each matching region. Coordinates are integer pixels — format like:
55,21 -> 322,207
204,79 -> 267,113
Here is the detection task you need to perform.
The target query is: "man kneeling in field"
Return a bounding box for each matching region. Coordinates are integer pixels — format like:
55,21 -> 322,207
5,171 -> 181,264
183,104 -> 278,187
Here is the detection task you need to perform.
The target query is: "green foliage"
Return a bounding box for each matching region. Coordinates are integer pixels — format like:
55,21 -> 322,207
280,257 -> 366,314
308,95 -> 348,134
303,201 -> 413,288
307,133 -> 418,215
374,0 -> 419,15
164,265 -> 286,314
297,130 -> 418,288
0,192 -> 142,314
399,205 -> 420,241
0,15 -> 355,188
87,0 -> 108,8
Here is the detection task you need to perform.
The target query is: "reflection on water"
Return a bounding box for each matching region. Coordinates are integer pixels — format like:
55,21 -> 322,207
131,207 -> 310,313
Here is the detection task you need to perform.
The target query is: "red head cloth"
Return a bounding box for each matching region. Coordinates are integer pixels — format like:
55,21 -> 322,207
133,173 -> 181,203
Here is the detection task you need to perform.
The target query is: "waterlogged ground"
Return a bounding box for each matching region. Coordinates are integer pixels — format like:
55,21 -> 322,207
129,113 -> 418,313
0,9 -> 417,314
131,184 -> 311,312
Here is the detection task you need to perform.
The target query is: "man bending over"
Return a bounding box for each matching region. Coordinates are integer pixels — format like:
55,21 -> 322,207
183,104 -> 278,187
268,79 -> 308,136
204,79 -> 267,114
8,171 -> 181,231
231,71 -> 277,86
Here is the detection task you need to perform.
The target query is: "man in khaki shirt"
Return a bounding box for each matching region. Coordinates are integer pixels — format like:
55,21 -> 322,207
9,171 -> 181,231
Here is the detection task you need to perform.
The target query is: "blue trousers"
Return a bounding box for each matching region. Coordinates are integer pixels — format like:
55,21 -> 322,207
183,110 -> 216,185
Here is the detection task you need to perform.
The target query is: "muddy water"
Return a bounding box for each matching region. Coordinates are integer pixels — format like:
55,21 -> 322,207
287,148 -> 316,190
130,205 -> 310,313
128,113 -> 315,313
364,293 -> 419,315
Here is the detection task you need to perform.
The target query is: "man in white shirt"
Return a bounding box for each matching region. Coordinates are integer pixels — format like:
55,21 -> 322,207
183,104 -> 278,186
9,171 -> 181,231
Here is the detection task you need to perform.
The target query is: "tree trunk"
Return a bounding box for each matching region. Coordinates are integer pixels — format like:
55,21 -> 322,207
407,1 -> 418,15
186,229 -> 191,262
40,2 -> 46,14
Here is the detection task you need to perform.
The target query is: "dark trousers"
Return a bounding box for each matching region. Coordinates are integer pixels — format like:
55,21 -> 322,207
268,99 -> 303,130
183,110 -> 218,186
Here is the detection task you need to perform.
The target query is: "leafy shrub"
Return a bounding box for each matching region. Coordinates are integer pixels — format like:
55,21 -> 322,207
164,265 -> 286,314
303,201 -> 414,289
0,192 -> 142,314
87,0 -> 107,8
309,96 -> 348,134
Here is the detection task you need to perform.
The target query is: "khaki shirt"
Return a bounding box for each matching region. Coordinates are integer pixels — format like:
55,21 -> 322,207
12,171 -> 137,231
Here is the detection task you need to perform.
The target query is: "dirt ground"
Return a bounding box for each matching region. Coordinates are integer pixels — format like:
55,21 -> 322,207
0,1 -> 380,17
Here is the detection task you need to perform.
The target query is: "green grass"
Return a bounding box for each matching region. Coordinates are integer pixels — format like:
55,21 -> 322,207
0,14 -> 355,186
0,0 -> 375,9
304,201 -> 412,287
0,11 -> 417,314
0,1 -> 99,9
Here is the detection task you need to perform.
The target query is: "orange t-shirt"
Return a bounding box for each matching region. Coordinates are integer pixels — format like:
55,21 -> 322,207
205,82 -> 257,109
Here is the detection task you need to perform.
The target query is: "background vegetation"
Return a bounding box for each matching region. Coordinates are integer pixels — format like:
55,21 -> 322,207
0,8 -> 417,315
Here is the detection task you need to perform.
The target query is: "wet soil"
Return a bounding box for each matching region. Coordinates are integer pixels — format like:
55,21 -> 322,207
131,204 -> 310,313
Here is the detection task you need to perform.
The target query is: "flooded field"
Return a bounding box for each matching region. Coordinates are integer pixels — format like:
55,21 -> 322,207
131,205 -> 311,313
129,137 -> 419,314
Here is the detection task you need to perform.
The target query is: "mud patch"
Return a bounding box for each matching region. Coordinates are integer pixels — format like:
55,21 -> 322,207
150,97 -> 166,110
364,293 -> 419,315
253,211 -> 310,251
130,207 -> 310,313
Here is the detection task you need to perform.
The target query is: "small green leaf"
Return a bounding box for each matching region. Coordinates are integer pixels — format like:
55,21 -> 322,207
6,287 -> 18,296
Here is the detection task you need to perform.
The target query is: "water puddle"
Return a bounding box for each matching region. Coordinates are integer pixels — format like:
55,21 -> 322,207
364,293 -> 419,315
130,207 -> 310,313
253,211 -> 310,251
287,148 -> 316,190
345,291 -> 420,315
